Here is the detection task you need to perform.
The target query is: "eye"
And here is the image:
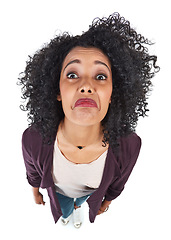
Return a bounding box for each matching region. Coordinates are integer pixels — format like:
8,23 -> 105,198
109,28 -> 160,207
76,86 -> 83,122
96,74 -> 107,80
67,72 -> 78,79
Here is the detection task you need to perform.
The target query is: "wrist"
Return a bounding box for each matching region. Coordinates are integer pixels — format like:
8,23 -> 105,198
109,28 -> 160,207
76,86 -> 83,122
32,187 -> 40,197
99,206 -> 109,213
99,200 -> 111,213
102,199 -> 111,208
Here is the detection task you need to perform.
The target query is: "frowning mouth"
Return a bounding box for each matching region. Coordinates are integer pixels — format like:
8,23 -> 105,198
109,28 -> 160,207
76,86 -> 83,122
74,98 -> 98,108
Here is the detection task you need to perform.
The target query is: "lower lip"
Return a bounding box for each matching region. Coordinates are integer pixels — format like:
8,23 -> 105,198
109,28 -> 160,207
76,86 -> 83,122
74,99 -> 98,108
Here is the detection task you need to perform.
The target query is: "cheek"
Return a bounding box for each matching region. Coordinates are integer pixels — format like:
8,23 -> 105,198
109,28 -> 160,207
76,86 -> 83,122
103,86 -> 112,101
60,85 -> 74,110
100,87 -> 112,110
60,82 -> 68,100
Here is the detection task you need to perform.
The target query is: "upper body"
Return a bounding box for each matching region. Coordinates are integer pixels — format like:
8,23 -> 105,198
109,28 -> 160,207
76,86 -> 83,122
22,126 -> 141,223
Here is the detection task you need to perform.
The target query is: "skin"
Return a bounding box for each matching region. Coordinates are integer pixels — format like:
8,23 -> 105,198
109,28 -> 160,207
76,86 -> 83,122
33,47 -> 112,215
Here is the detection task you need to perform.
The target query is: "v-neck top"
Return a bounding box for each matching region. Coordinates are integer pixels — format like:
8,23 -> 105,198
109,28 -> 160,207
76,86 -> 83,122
52,137 -> 108,198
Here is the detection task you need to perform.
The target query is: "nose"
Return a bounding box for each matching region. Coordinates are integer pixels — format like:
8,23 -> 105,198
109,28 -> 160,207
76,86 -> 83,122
80,88 -> 93,94
78,79 -> 95,94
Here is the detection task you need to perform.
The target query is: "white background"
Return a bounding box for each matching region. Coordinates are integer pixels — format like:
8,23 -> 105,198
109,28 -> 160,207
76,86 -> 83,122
0,0 -> 170,239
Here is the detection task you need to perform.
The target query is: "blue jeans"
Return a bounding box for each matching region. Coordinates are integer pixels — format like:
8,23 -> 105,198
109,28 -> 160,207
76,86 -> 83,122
56,192 -> 91,219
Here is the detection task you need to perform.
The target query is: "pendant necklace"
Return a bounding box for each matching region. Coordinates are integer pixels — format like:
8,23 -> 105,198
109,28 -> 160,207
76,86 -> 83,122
60,125 -> 85,150
77,146 -> 85,150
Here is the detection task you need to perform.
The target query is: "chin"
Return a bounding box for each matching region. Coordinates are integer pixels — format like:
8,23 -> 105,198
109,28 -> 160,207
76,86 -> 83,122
65,108 -> 106,126
72,116 -> 104,127
74,119 -> 99,127
76,111 -> 99,120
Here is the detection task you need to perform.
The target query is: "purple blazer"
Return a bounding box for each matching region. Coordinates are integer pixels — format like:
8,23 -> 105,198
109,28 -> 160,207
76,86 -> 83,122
22,127 -> 141,223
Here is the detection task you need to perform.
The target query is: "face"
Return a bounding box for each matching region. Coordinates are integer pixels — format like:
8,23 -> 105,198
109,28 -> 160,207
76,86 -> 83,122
58,47 -> 113,127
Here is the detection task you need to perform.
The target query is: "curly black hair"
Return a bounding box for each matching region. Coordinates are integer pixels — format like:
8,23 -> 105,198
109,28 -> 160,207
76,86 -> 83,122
18,12 -> 159,150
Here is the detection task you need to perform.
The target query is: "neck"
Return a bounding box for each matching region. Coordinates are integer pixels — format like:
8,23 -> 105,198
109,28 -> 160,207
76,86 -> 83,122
60,118 -> 103,147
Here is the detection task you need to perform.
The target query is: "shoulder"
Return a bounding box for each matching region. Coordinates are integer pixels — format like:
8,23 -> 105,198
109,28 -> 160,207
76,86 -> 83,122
22,126 -> 55,155
22,126 -> 42,140
22,126 -> 43,149
117,132 -> 141,169
120,132 -> 141,153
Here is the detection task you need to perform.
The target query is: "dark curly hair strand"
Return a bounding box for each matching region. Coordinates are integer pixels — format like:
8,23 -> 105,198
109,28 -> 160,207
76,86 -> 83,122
18,13 -> 159,151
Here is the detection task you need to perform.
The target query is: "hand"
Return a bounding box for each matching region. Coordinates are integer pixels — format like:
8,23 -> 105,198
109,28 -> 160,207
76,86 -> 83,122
34,192 -> 45,205
97,199 -> 111,215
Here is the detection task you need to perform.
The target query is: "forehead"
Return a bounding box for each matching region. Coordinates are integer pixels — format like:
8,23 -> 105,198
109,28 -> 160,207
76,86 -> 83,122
62,46 -> 111,67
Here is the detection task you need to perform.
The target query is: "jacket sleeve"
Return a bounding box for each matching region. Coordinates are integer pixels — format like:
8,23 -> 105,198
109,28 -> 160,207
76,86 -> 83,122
22,128 -> 41,188
105,134 -> 141,201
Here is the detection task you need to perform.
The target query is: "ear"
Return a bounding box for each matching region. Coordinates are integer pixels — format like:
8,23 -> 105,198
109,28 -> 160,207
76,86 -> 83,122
57,93 -> 62,101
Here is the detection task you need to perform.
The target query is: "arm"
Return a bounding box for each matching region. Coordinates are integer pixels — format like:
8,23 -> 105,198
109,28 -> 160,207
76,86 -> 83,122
22,129 -> 42,187
105,134 -> 141,202
98,134 -> 141,215
22,129 -> 44,204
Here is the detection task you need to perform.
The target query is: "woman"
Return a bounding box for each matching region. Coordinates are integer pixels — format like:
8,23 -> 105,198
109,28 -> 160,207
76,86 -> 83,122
19,13 -> 159,228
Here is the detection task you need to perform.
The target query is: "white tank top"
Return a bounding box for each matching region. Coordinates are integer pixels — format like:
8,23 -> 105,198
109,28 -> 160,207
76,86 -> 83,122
52,138 -> 108,198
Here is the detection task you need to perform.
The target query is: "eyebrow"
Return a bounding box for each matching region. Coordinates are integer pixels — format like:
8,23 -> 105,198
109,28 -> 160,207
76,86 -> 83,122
94,60 -> 111,71
64,59 -> 80,70
64,59 -> 111,72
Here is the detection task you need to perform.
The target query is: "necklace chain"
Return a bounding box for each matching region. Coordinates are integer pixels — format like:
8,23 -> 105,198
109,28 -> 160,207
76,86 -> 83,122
60,125 -> 86,150
60,123 -> 104,150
